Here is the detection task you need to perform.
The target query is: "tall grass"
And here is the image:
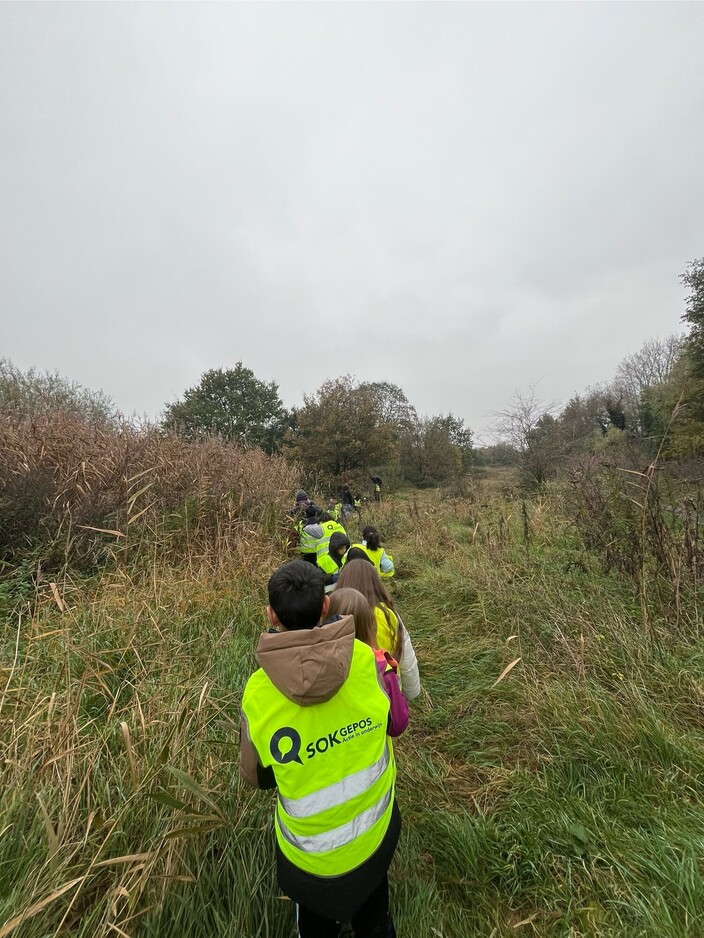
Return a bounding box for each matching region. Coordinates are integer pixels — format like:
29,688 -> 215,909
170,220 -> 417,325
384,483 -> 704,937
2,472 -> 704,936
0,413 -> 297,572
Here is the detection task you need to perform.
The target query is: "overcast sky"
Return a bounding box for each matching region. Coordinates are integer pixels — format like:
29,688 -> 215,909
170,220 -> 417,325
1,3 -> 703,440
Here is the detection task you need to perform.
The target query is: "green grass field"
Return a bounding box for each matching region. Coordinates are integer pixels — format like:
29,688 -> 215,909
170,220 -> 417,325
2,481 -> 704,937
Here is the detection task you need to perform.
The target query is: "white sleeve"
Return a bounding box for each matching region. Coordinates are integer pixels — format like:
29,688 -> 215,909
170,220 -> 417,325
380,551 -> 395,574
399,627 -> 421,700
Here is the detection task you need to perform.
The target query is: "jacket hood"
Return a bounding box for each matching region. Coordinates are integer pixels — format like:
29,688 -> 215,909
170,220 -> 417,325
255,615 -> 355,706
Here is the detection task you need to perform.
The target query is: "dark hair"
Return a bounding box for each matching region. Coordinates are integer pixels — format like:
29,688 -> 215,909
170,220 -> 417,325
268,560 -> 325,630
328,588 -> 376,646
346,547 -> 373,564
362,525 -> 381,551
329,532 -> 350,556
317,511 -> 332,523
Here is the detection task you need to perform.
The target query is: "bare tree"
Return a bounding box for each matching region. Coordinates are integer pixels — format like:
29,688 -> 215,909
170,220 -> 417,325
492,386 -> 560,487
612,334 -> 685,433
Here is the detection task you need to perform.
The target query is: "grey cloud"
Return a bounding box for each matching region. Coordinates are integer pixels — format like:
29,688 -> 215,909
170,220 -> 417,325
1,3 -> 703,434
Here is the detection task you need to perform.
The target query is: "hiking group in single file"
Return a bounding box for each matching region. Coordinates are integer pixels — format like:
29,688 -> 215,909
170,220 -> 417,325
240,482 -> 420,937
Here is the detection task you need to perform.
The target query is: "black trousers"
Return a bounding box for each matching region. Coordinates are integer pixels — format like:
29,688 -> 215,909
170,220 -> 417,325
295,874 -> 396,938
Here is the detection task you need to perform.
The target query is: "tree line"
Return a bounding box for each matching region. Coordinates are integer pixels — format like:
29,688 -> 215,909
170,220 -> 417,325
162,369 -> 474,489
486,257 -> 704,486
3,256 -> 703,492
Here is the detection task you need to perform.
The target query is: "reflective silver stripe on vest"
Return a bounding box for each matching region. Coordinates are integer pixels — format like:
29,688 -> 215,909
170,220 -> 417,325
316,523 -> 337,557
279,747 -> 390,819
278,786 -> 392,854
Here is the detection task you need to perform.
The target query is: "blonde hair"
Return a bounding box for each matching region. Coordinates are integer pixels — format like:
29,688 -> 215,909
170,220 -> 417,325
327,588 -> 377,647
336,560 -> 403,659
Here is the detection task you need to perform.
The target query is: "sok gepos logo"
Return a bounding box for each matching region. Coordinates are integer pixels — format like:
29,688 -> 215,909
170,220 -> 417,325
270,726 -> 303,765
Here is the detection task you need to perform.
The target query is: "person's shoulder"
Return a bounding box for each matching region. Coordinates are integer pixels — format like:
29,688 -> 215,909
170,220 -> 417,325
352,639 -> 380,674
242,666 -> 270,703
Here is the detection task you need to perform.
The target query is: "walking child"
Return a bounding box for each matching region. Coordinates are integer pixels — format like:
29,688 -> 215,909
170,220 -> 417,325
336,560 -> 421,701
240,560 -> 402,937
327,587 -> 409,736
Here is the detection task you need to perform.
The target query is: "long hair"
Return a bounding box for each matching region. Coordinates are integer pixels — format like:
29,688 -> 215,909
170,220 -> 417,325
327,588 -> 376,647
362,525 -> 381,551
336,559 -> 402,657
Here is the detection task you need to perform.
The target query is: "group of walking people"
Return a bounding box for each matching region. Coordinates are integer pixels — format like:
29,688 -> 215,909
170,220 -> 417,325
239,486 -> 420,936
290,489 -> 395,589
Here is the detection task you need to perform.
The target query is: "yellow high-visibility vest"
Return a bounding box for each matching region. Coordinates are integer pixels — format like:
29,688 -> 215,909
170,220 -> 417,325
315,521 -> 347,560
374,604 -> 398,656
343,543 -> 394,579
344,543 -> 382,569
317,552 -> 341,575
297,522 -> 321,554
242,641 -> 394,876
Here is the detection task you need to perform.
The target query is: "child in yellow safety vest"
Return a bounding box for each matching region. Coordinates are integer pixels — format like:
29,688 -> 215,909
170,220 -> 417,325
336,559 -> 420,700
363,525 -> 394,577
317,531 -> 350,592
328,588 -> 408,736
345,525 -> 394,578
295,507 -> 323,564
239,560 -> 403,937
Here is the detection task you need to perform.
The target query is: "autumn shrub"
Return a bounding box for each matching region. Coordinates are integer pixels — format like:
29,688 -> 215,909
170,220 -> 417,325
566,453 -> 704,630
0,413 -> 298,571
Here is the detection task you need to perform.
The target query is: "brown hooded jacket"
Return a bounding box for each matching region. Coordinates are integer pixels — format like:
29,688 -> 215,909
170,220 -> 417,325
238,614 -> 403,920
240,615 -> 364,786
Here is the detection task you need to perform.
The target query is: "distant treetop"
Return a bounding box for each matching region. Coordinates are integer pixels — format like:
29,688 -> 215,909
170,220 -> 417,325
0,358 -> 117,425
162,363 -> 289,452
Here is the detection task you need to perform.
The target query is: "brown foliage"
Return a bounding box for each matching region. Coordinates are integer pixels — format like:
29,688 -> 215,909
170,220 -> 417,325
567,453 -> 704,629
0,414 -> 298,570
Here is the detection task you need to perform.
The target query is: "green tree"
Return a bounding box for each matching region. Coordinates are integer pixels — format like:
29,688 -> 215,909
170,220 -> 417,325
639,259 -> 704,455
643,354 -> 704,458
474,442 -> 522,468
399,413 -> 473,486
494,388 -> 561,487
287,376 -> 397,480
558,391 -> 610,452
612,334 -> 685,435
162,364 -> 288,452
682,257 -> 704,379
359,381 -> 417,431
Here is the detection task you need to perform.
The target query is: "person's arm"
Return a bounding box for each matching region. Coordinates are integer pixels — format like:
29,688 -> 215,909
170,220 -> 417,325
379,551 -> 395,576
398,626 -> 421,700
377,654 -> 409,737
239,711 -> 276,789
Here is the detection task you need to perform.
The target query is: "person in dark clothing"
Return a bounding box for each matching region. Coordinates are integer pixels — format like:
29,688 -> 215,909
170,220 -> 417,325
317,530 -> 350,592
340,483 -> 354,518
289,490 -> 323,521
370,476 -> 382,503
295,506 -> 324,564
